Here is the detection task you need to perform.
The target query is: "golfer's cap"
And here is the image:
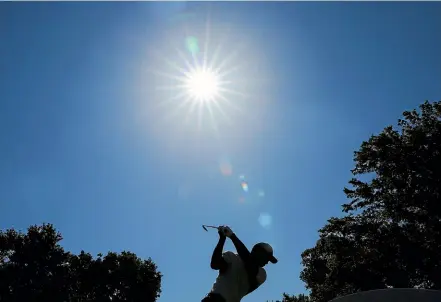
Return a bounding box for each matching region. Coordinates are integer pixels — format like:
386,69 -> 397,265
255,242 -> 278,264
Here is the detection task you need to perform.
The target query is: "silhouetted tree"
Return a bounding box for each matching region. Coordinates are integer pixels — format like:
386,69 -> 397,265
0,223 -> 162,302
299,101 -> 441,302
283,293 -> 311,302
268,293 -> 311,302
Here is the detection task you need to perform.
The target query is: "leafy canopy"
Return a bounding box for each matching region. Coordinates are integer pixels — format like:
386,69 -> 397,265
0,223 -> 162,302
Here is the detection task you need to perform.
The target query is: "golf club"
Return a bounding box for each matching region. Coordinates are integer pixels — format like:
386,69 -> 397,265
202,225 -> 219,232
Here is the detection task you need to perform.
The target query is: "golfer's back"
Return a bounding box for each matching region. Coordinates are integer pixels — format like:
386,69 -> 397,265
210,251 -> 266,302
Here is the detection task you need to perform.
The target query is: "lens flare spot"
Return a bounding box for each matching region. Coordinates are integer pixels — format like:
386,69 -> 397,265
239,175 -> 245,180
239,197 -> 245,203
258,190 -> 265,197
219,161 -> 233,176
185,36 -> 199,55
258,213 -> 272,229
241,181 -> 249,192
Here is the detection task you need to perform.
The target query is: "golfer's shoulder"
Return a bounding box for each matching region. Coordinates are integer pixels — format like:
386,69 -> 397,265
256,267 -> 267,284
222,251 -> 239,263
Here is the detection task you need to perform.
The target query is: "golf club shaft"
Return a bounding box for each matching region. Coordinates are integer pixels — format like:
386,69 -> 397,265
202,225 -> 219,232
204,225 -> 219,229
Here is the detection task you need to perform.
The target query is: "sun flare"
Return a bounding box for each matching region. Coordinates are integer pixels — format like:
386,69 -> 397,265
151,22 -> 250,131
185,68 -> 220,102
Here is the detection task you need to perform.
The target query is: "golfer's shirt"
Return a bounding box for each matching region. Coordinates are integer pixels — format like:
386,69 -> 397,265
210,251 -> 267,302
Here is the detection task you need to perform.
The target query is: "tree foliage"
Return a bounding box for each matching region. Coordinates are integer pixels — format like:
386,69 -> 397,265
298,100 -> 441,302
269,293 -> 311,302
0,223 -> 162,302
283,293 -> 311,302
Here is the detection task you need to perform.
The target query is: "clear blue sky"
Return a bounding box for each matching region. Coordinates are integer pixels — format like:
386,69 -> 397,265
1,2 -> 440,302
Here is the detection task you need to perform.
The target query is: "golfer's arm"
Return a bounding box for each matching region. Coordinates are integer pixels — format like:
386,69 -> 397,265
230,234 -> 261,293
210,237 -> 227,271
230,234 -> 251,262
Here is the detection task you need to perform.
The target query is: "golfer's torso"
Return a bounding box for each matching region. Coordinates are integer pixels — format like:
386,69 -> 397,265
211,252 -> 262,302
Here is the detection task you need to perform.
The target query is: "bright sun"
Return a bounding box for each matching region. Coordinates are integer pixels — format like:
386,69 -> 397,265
185,68 -> 220,102
152,30 -> 248,131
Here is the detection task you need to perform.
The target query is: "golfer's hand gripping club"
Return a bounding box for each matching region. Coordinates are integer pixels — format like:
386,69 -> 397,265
218,225 -> 234,238
202,224 -> 234,238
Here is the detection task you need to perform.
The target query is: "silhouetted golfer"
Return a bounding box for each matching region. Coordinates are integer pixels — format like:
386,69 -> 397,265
202,226 -> 278,302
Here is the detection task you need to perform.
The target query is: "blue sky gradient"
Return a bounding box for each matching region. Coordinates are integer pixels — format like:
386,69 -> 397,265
1,2 -> 440,302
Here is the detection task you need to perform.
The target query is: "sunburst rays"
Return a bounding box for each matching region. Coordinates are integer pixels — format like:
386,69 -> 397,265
151,15 -> 248,132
